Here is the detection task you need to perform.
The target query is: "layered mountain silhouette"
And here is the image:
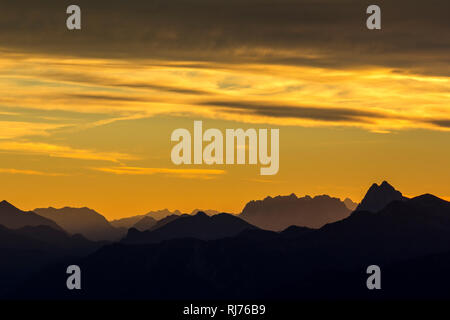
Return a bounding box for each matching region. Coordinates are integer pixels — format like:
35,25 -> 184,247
240,194 -> 351,230
111,209 -> 220,230
34,207 -> 126,241
356,180 -> 408,212
132,216 -> 157,231
110,215 -> 145,229
0,200 -> 62,231
149,214 -> 185,231
190,209 -> 220,216
343,198 -> 358,211
123,212 -> 257,244
16,190 -> 450,300
110,209 -> 183,229
0,223 -> 102,297
6,181 -> 450,300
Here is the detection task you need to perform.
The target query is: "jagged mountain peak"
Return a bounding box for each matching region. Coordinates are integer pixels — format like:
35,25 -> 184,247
356,181 -> 408,213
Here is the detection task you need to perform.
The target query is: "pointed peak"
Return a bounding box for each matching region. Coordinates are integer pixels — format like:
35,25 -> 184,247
368,182 -> 380,190
380,180 -> 395,189
0,200 -> 24,215
356,181 -> 406,213
368,181 -> 395,191
0,200 -> 16,209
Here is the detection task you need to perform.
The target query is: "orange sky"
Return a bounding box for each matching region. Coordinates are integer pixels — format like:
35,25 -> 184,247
0,1 -> 449,219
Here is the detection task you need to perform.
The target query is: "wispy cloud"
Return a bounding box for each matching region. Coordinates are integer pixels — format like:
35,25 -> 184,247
200,100 -> 388,123
0,121 -> 67,139
93,166 -> 226,179
0,141 -> 135,162
0,168 -> 66,176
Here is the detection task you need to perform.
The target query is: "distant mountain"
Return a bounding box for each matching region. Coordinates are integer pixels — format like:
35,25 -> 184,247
123,212 -> 257,244
145,209 -> 183,220
110,209 -> 183,229
356,181 -> 408,212
34,207 -> 126,241
110,215 -> 144,229
132,216 -> 157,231
240,194 -> 351,231
149,214 -> 185,231
0,200 -> 62,231
343,198 -> 358,211
190,209 -> 220,216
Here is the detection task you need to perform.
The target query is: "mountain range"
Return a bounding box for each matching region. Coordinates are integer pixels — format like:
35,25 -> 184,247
110,208 -> 220,230
12,186 -> 450,300
0,222 -> 102,297
123,212 -> 256,244
34,207 -> 126,241
239,194 -> 352,230
0,200 -> 62,231
3,180 -> 450,300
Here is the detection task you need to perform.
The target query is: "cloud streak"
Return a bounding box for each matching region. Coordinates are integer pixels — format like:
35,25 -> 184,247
0,141 -> 135,162
200,100 -> 388,123
0,168 -> 67,176
93,166 -> 226,179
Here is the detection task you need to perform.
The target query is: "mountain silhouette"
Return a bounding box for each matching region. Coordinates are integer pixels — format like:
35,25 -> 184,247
148,214 -> 185,231
145,209 -> 183,221
132,216 -> 157,231
240,194 -> 351,231
190,209 -> 220,216
110,209 -> 183,229
0,224 -> 102,297
8,184 -> 450,300
34,207 -> 126,241
343,198 -> 358,211
110,215 -> 145,229
123,212 -> 257,244
356,181 -> 408,212
0,200 -> 62,231
301,194 -> 450,266
15,192 -> 450,300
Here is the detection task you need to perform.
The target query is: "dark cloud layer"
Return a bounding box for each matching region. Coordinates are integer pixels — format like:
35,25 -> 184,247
428,120 -> 450,128
39,70 -> 212,95
200,100 -> 387,123
66,93 -> 151,102
0,0 -> 449,75
199,100 -> 450,130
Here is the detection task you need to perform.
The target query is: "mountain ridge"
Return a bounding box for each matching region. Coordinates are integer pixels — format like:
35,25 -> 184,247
239,193 -> 351,230
356,180 -> 408,213
34,206 -> 125,241
0,200 -> 63,231
123,211 -> 257,244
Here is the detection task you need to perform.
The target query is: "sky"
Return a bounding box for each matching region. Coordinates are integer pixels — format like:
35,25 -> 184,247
0,0 -> 449,219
